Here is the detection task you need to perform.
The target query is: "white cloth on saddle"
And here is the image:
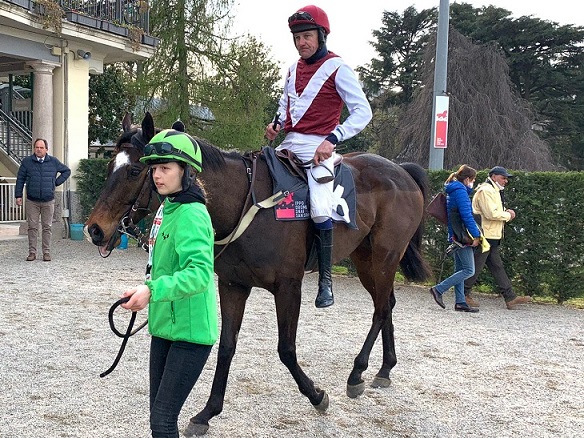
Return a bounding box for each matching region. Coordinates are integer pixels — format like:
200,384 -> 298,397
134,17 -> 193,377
277,133 -> 335,220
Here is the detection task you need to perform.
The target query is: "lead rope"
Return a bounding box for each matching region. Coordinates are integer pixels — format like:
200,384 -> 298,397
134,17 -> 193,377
100,203 -> 164,377
99,297 -> 147,377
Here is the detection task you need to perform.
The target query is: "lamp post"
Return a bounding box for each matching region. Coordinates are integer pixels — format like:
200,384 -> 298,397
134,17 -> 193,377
428,0 -> 450,170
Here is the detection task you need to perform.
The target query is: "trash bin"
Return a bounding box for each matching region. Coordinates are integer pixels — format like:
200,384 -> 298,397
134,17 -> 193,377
117,233 -> 128,250
70,223 -> 84,241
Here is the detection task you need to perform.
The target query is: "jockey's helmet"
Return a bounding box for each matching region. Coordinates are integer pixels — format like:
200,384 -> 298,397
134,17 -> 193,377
140,129 -> 202,173
288,5 -> 330,35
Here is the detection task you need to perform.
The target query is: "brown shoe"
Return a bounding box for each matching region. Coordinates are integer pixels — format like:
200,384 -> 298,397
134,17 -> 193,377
506,296 -> 532,310
466,295 -> 480,307
43,253 -> 51,262
26,253 -> 36,261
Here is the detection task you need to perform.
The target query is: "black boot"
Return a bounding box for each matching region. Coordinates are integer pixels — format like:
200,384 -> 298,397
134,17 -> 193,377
315,228 -> 334,308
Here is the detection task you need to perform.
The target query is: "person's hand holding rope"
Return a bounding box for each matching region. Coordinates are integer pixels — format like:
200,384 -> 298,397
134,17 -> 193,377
121,284 -> 151,312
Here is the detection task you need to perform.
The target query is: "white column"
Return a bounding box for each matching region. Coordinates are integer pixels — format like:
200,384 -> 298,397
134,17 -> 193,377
30,63 -> 56,150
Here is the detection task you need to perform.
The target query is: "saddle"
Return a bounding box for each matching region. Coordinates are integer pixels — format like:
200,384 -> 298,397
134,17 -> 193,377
274,148 -> 344,184
274,149 -> 308,183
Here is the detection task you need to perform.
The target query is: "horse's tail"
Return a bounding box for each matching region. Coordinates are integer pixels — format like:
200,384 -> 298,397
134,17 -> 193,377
399,162 -> 432,282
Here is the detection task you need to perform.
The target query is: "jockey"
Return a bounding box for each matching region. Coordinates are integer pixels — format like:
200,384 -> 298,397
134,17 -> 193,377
265,5 -> 372,308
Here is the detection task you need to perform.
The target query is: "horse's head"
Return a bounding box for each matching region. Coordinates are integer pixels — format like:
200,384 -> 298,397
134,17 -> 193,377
86,112 -> 158,255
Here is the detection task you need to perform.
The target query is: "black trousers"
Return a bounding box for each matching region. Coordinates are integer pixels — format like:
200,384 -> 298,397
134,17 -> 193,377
149,336 -> 212,438
464,239 -> 516,302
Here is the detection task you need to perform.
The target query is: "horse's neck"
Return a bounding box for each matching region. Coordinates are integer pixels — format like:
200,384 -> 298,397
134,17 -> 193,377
200,156 -> 254,238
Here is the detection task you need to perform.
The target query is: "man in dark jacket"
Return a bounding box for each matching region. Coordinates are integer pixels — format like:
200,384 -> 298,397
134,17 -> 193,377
15,138 -> 71,261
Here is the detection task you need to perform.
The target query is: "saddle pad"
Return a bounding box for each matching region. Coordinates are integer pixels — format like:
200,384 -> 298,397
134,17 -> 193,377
263,147 -> 357,229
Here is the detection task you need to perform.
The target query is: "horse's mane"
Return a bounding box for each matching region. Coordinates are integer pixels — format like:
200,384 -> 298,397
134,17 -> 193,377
116,127 -> 244,173
195,137 -> 243,172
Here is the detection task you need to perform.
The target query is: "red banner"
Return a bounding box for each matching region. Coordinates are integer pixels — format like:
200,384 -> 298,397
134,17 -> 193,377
434,96 -> 449,148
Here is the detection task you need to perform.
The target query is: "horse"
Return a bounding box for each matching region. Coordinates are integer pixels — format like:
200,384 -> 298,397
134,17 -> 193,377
86,112 -> 431,436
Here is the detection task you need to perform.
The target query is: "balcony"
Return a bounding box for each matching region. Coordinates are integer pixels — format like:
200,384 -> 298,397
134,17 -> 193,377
5,0 -> 158,47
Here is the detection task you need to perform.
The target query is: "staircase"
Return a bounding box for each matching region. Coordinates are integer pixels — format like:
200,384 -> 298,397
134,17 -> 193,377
0,87 -> 33,174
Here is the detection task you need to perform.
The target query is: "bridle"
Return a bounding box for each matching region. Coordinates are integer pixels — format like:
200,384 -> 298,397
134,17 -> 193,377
99,130 -> 159,258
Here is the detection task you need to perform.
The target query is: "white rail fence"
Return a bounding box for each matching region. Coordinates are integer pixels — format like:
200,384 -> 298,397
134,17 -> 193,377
0,178 -> 25,222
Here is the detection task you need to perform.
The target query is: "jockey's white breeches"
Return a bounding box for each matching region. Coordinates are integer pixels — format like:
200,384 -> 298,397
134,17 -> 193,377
276,132 -> 335,223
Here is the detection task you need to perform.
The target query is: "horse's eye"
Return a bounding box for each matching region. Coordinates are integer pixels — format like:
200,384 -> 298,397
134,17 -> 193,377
128,164 -> 144,180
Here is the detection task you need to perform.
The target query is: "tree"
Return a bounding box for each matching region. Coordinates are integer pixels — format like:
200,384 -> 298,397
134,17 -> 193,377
88,65 -> 128,145
196,35 -> 281,150
132,0 -> 235,130
362,3 -> 584,169
397,29 -> 555,171
449,2 -> 584,169
356,6 -> 437,155
357,6 -> 437,106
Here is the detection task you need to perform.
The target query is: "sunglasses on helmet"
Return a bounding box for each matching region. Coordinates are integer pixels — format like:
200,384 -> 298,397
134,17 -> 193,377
288,11 -> 315,24
144,142 -> 187,158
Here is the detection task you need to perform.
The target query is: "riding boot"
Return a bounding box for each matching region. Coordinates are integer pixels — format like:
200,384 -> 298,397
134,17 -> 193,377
315,228 -> 334,308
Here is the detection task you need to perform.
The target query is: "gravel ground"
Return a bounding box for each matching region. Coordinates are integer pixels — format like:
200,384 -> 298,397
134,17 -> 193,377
0,235 -> 583,438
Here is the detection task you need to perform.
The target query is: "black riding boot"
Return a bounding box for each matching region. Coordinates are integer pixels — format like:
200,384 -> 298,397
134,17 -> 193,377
315,228 -> 334,308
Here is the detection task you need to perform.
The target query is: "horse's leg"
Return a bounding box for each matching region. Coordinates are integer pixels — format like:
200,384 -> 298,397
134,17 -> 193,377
345,242 -> 399,398
371,292 -> 397,389
184,280 -> 251,437
273,277 -> 330,411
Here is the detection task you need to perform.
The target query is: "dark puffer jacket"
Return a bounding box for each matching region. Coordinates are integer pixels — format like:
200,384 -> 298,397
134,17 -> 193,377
15,155 -> 71,202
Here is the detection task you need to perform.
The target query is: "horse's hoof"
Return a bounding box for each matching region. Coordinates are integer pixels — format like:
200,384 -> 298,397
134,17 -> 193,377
346,381 -> 365,398
314,391 -> 329,412
371,376 -> 391,388
183,420 -> 209,437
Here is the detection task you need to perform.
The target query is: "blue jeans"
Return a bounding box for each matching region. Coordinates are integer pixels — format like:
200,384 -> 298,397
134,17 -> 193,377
149,337 -> 212,438
434,246 -> 475,305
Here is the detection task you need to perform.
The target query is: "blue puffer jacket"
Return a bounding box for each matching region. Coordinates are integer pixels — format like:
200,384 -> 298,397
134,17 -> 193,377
15,154 -> 71,202
444,180 -> 481,242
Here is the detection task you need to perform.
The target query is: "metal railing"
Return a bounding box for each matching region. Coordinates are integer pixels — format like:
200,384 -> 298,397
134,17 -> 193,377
60,0 -> 150,29
4,0 -> 151,34
0,178 -> 26,222
0,109 -> 32,164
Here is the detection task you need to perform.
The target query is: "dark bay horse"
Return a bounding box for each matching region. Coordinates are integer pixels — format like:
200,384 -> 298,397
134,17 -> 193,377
86,112 -> 431,436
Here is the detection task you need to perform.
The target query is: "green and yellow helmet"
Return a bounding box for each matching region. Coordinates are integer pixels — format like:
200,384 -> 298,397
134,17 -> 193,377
140,129 -> 202,172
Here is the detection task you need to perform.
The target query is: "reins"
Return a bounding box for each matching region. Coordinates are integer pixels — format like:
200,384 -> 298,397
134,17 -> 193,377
100,296 -> 148,377
213,154 -> 257,259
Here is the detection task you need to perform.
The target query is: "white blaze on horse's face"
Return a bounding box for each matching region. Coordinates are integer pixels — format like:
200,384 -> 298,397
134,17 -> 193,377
113,150 -> 131,173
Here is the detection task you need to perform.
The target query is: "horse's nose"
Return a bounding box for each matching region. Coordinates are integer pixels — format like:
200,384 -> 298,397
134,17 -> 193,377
87,223 -> 104,245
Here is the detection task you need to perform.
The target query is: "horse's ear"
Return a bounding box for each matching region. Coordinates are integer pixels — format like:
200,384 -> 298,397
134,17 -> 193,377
122,112 -> 132,133
172,120 -> 185,132
142,112 -> 155,142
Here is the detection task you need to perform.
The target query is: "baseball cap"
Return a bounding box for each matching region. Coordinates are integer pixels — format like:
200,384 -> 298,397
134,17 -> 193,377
489,166 -> 514,178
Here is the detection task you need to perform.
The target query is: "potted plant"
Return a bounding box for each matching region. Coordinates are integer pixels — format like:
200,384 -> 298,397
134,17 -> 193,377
65,11 -> 100,29
33,0 -> 65,34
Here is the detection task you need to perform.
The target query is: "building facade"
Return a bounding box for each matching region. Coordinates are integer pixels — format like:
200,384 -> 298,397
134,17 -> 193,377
0,0 -> 157,224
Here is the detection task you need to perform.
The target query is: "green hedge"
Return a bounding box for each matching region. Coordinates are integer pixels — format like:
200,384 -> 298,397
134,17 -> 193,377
75,158 -> 109,221
426,170 -> 584,303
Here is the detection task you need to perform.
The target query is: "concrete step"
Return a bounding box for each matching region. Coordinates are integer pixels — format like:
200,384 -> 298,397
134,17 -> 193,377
0,222 -> 25,239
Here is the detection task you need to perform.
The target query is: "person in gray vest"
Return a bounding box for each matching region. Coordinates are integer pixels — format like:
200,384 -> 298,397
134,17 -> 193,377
15,138 -> 70,261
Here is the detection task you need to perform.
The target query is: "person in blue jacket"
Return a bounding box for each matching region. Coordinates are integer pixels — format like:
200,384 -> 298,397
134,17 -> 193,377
15,138 -> 70,262
430,165 -> 481,312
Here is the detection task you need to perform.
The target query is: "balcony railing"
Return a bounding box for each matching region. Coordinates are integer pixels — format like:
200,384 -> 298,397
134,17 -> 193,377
60,0 -> 149,31
4,0 -> 157,46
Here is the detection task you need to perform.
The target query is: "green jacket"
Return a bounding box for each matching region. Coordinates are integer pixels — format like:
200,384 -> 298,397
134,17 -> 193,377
145,197 -> 218,345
